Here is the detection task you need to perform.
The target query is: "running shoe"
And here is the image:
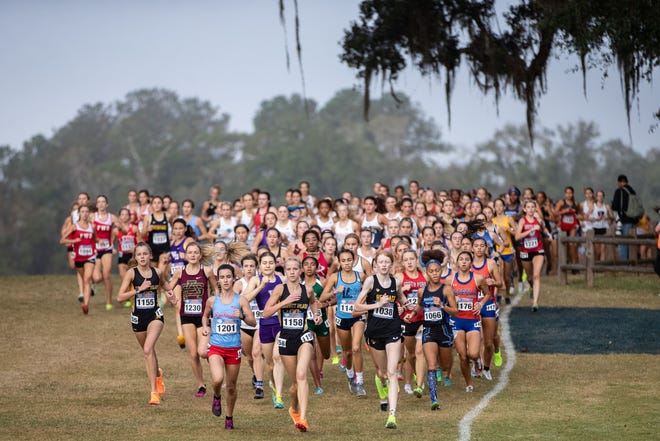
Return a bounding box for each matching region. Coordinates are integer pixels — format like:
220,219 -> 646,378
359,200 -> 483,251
374,375 -> 388,401
149,392 -> 160,405
404,384 -> 413,395
212,396 -> 222,416
314,387 -> 324,395
289,407 -> 300,424
348,377 -> 357,394
431,400 -> 440,411
436,370 -> 442,381
335,345 -> 342,354
296,419 -> 309,432
177,335 -> 186,349
532,303 -> 539,312
443,377 -> 452,387
482,369 -> 493,381
355,382 -> 366,398
225,419 -> 234,430
493,350 -> 503,367
465,385 -> 474,393
81,304 -> 88,315
195,386 -> 207,397
339,357 -> 346,372
77,294 -> 84,303
505,297 -> 511,305
254,387 -> 264,399
105,303 -> 113,311
123,300 -> 132,308
413,386 -> 423,398
156,368 -> 165,394
517,281 -> 524,294
273,396 -> 284,409
331,355 -> 340,365
380,401 -> 388,412
508,286 -> 515,296
385,415 -> 397,429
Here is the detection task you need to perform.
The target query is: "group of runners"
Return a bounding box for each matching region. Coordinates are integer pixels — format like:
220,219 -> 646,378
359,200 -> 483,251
59,180 -> 625,431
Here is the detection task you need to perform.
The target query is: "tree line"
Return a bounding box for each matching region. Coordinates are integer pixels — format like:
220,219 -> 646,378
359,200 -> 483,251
1,88 -> 658,275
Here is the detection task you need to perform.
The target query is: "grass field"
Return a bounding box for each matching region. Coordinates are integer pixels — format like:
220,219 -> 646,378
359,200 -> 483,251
1,273 -> 658,440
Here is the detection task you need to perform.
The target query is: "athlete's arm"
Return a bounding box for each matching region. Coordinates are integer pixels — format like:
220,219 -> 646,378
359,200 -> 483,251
116,269 -> 138,303
318,273 -> 338,303
239,296 -> 257,327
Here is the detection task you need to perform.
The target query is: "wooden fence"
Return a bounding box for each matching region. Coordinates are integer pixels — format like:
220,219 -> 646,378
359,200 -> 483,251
557,229 -> 657,286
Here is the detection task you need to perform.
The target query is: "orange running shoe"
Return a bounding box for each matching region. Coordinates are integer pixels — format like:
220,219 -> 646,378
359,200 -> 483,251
288,407 -> 300,425
156,368 -> 165,395
149,392 -> 160,405
295,419 -> 309,432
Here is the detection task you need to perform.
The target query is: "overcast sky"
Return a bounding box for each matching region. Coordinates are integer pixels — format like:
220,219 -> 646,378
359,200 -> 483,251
1,0 -> 658,154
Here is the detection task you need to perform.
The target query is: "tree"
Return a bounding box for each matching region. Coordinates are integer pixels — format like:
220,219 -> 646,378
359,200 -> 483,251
338,0 -> 660,145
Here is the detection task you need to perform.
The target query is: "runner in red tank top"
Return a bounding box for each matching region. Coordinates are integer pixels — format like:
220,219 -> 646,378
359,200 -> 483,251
60,204 -> 96,314
398,249 -> 427,397
515,200 -> 550,312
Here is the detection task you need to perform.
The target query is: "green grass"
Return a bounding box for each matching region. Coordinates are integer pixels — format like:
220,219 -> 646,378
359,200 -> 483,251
0,274 -> 658,440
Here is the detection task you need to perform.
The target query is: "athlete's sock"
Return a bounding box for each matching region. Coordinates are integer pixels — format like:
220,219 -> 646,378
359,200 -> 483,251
355,372 -> 364,384
225,416 -> 233,421
427,369 -> 438,402
255,380 -> 264,388
389,408 -> 396,417
346,368 -> 355,380
484,366 -> 490,371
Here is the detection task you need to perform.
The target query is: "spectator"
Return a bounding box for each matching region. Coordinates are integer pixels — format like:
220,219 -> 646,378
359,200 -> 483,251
611,175 -> 641,260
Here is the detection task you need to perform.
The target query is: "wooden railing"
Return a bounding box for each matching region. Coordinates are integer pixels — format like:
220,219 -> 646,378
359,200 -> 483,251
557,229 -> 657,286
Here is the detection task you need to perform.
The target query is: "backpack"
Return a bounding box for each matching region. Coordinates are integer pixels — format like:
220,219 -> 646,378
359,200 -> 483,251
622,187 -> 644,219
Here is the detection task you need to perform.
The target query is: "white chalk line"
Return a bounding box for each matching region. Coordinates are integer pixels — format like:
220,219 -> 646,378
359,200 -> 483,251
458,294 -> 522,441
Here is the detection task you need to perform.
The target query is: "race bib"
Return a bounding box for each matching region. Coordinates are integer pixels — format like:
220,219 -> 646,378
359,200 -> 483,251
78,245 -> 93,257
424,309 -> 442,322
130,314 -> 138,325
135,293 -> 155,309
407,291 -> 418,306
300,332 -> 313,343
306,308 -> 315,320
519,251 -> 529,259
97,239 -> 110,249
373,304 -> 394,319
216,321 -> 237,335
183,298 -> 203,315
277,337 -> 287,348
457,300 -> 472,312
120,236 -> 135,253
486,303 -> 497,312
339,300 -> 354,314
153,232 -> 167,245
282,311 -> 305,330
562,215 -> 575,225
523,237 -> 538,249
254,309 -> 263,320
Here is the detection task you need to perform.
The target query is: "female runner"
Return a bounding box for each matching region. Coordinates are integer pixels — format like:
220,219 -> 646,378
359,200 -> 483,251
243,252 -> 286,408
319,249 -> 367,397
451,250 -> 490,392
515,200 -> 549,311
200,185 -> 222,226
207,202 -> 237,243
116,242 -> 177,405
252,212 -> 278,253
142,196 -> 170,275
275,205 -> 296,245
61,203 -> 96,314
492,199 -> 517,303
301,256 -> 330,394
409,249 -> 457,408
263,257 -> 322,432
171,242 -> 219,397
555,186 -> 579,265
235,254 -> 263,398
471,237 -> 503,378
313,199 -> 335,232
288,220 -> 310,256
92,195 -> 121,310
201,264 -> 256,428
358,228 -> 377,263
354,250 -> 413,429
181,199 -> 209,241
117,207 -> 138,307
169,219 -> 195,275
396,249 -> 427,398
333,204 -> 359,248
344,233 -> 373,276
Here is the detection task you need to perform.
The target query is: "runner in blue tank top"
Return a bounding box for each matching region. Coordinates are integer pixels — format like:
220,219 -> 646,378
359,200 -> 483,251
202,264 -> 255,429
320,249 -> 366,397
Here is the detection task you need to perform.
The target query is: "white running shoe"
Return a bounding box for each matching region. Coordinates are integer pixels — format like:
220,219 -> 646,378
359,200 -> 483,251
482,370 -> 493,381
404,384 -> 413,395
465,385 -> 474,393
